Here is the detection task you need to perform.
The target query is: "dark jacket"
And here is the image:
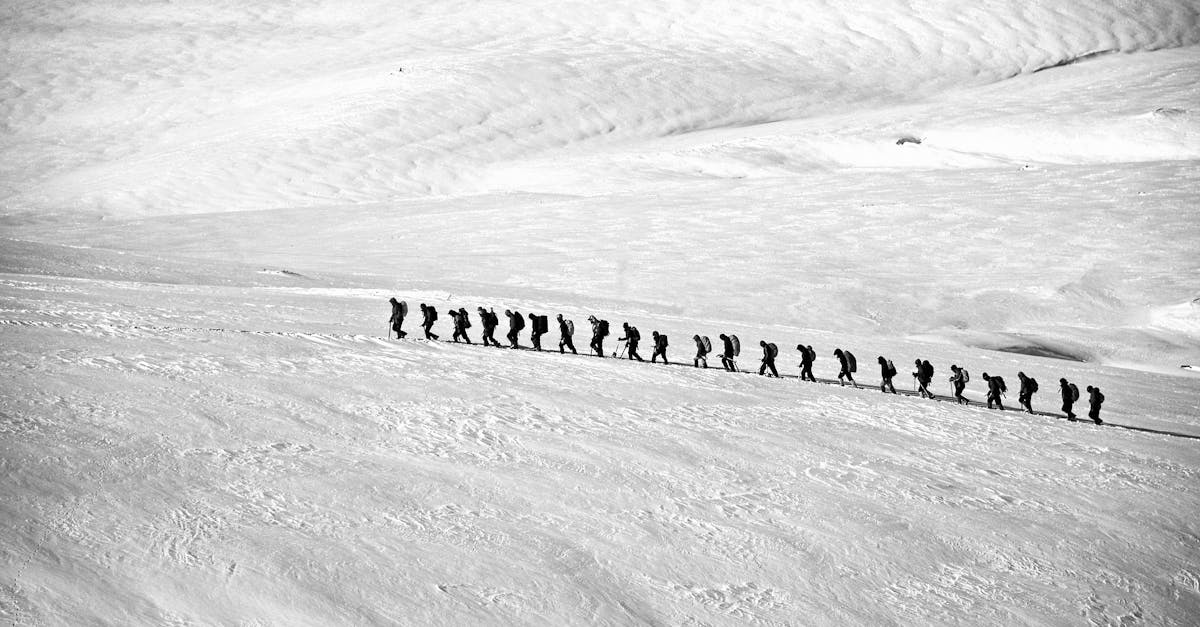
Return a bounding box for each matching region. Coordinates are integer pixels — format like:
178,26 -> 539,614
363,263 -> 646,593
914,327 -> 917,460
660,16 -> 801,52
986,377 -> 1004,396
507,311 -> 524,331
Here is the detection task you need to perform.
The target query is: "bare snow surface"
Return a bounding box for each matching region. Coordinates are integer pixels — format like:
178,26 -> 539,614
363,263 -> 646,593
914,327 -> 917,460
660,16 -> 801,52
3,1 -> 1200,625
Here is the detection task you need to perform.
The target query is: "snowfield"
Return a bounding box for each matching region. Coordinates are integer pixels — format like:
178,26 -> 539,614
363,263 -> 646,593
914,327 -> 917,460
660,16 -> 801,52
3,1 -> 1200,625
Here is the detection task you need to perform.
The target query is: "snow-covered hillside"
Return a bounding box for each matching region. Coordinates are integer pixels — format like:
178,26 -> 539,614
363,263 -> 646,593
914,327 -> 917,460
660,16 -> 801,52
3,1 -> 1200,624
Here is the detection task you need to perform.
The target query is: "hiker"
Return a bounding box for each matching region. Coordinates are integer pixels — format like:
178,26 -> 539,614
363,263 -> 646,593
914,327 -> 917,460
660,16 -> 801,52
420,303 -> 439,340
449,309 -> 472,344
527,313 -> 544,351
692,335 -> 709,368
1060,378 -> 1078,421
588,315 -> 609,357
877,356 -> 897,394
981,372 -> 1006,410
798,344 -> 816,382
719,334 -> 737,371
1086,386 -> 1105,424
478,307 -> 501,347
651,331 -> 669,364
913,359 -> 934,398
557,314 -> 577,354
1017,372 -> 1038,413
833,348 -> 857,387
619,323 -> 644,361
949,365 -> 969,405
388,297 -> 406,339
504,309 -> 524,348
757,341 -> 779,377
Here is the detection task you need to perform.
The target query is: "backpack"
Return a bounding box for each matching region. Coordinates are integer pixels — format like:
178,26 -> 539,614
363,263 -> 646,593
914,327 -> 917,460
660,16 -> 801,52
428,307 -> 438,322
701,336 -> 712,353
460,309 -> 471,328
598,319 -> 609,337
731,335 -> 741,356
659,334 -> 668,348
1070,383 -> 1079,402
1028,377 -> 1038,393
767,342 -> 778,359
566,319 -> 574,336
806,346 -> 816,363
628,327 -> 640,341
995,376 -> 1007,394
513,313 -> 525,331
538,315 -> 549,334
885,359 -> 896,378
962,369 -> 970,383
846,351 -> 857,373
922,360 -> 934,380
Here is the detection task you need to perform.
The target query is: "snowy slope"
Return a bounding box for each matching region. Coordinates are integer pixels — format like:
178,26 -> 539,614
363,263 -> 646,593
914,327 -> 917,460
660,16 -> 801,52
3,270 -> 1199,625
3,0 -> 1200,625
2,0 -> 1199,216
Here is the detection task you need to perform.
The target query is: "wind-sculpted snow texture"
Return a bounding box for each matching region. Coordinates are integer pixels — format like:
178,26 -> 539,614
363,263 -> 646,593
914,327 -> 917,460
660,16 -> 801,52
3,0 -> 1200,625
2,0 -> 1198,215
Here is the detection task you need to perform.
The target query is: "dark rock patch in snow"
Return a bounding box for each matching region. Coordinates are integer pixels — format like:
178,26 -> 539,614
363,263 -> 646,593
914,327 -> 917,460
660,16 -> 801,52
258,269 -> 309,279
